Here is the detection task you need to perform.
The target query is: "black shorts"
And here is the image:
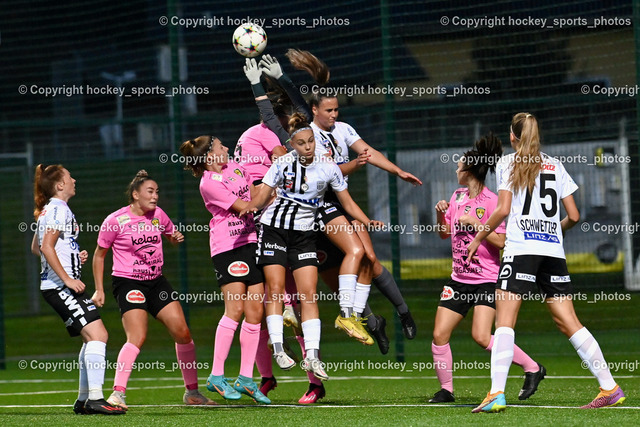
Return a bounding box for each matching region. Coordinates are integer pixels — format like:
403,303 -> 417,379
317,201 -> 348,227
212,243 -> 264,287
41,287 -> 101,337
258,225 -> 318,271
112,275 -> 178,317
438,280 -> 496,317
497,254 -> 572,299
316,232 -> 344,273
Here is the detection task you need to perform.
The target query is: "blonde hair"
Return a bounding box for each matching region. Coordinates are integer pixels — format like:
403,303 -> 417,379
509,112 -> 541,194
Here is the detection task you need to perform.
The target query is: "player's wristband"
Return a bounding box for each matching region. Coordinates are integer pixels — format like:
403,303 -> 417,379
251,83 -> 266,98
278,73 -> 292,85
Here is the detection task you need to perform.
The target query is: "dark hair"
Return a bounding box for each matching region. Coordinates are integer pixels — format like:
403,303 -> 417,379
126,170 -> 155,203
33,164 -> 65,220
288,112 -> 311,136
179,136 -> 215,177
461,132 -> 503,184
285,49 -> 330,85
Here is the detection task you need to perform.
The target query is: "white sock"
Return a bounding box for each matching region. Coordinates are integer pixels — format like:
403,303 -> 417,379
84,341 -> 106,401
353,283 -> 371,318
338,274 -> 357,317
78,343 -> 88,401
490,327 -> 514,394
266,314 -> 284,349
302,318 -> 321,358
569,327 -> 616,390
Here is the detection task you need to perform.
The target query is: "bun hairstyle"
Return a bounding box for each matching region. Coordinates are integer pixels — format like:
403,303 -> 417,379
509,112 -> 541,194
461,132 -> 503,184
33,164 -> 65,220
126,169 -> 155,203
288,112 -> 311,137
179,136 -> 215,177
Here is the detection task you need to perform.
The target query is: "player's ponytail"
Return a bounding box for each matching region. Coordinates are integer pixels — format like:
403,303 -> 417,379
179,136 -> 214,178
461,132 -> 503,184
285,49 -> 330,86
126,169 -> 154,203
33,164 -> 65,221
509,112 -> 541,194
288,112 -> 311,136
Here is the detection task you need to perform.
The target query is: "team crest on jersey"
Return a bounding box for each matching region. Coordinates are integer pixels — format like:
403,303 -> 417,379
285,179 -> 293,190
210,174 -> 223,181
464,206 -> 471,214
317,182 -> 326,191
126,290 -> 146,303
336,145 -> 343,154
440,285 -> 455,301
234,168 -> 244,177
152,218 -> 160,227
117,215 -> 131,225
228,261 -> 249,277
476,207 -> 485,219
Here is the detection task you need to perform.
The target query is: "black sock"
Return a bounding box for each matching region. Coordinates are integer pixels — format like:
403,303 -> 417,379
372,266 -> 409,315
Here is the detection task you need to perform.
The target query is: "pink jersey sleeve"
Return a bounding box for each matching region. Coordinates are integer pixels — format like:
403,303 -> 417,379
444,192 -> 456,226
156,208 -> 175,236
201,176 -> 238,211
97,215 -> 118,248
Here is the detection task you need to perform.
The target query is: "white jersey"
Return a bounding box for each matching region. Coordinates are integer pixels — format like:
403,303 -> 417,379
261,151 -> 348,231
311,121 -> 361,168
497,152 -> 578,258
36,197 -> 81,290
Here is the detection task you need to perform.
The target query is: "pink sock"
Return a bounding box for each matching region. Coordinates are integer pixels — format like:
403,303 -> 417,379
113,342 -> 140,392
431,342 -> 453,392
255,328 -> 273,378
176,340 -> 199,390
486,335 -> 538,373
296,335 -> 321,385
239,321 -> 261,378
212,316 -> 239,376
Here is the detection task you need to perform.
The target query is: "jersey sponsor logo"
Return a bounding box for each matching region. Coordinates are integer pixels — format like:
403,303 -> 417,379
210,174 -> 223,181
285,179 -> 293,190
476,207 -> 485,219
324,206 -> 337,214
499,264 -> 512,279
264,250 -> 275,256
264,242 -> 286,252
455,192 -> 465,203
516,273 -> 536,282
550,275 -> 571,283
440,285 -> 455,301
285,171 -> 295,177
317,250 -> 328,265
541,163 -> 556,171
58,288 -> 85,318
464,206 -> 471,214
298,252 -> 317,260
301,183 -> 309,192
117,214 -> 131,225
523,232 -> 560,243
126,290 -> 146,303
131,235 -> 160,246
228,261 -> 250,277
503,255 -> 514,263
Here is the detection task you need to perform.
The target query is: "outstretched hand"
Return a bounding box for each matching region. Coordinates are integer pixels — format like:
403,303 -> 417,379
243,58 -> 262,84
259,54 -> 283,79
398,170 -> 423,186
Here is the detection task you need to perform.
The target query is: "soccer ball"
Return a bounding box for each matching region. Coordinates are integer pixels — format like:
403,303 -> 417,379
232,23 -> 267,58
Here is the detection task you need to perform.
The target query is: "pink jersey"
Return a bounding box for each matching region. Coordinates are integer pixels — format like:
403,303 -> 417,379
234,123 -> 282,181
200,161 -> 257,256
445,186 -> 506,284
97,205 -> 175,281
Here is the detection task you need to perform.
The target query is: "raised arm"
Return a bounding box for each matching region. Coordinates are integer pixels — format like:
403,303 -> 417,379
260,54 -> 313,121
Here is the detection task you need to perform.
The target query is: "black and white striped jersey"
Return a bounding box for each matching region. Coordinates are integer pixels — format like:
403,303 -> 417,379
260,151 -> 348,231
37,197 -> 81,290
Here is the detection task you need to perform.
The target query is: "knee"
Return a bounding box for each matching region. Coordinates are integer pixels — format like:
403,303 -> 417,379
173,326 -> 192,344
432,330 -> 449,346
225,304 -> 244,322
347,243 -> 365,264
472,332 -> 491,348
